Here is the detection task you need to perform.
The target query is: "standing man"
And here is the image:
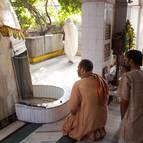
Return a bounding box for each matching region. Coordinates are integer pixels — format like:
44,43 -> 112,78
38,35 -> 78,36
63,18 -> 78,63
117,50 -> 143,143
57,59 -> 109,143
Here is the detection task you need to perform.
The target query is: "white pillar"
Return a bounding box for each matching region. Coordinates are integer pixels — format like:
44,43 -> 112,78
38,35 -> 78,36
0,0 -> 20,28
81,0 -> 115,75
137,1 -> 143,52
127,0 -> 140,49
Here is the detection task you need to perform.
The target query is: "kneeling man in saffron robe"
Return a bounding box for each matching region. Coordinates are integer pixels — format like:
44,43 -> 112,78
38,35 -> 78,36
57,59 -> 109,143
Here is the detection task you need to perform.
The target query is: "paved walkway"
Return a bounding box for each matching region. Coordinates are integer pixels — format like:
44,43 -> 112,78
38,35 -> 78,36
19,55 -> 121,143
30,55 -> 81,89
1,55 -> 121,143
20,103 -> 120,143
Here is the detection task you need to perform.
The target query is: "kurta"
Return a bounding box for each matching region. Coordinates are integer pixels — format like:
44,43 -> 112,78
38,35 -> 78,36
63,74 -> 108,141
118,69 -> 143,143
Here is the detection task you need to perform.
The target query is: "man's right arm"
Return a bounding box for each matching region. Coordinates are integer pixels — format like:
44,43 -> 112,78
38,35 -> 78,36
68,81 -> 81,115
118,74 -> 130,119
120,99 -> 129,120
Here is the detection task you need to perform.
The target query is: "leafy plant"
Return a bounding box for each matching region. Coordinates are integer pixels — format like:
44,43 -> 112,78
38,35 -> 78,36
111,20 -> 136,85
10,0 -> 40,29
58,0 -> 81,14
124,19 -> 136,52
10,0 -> 81,34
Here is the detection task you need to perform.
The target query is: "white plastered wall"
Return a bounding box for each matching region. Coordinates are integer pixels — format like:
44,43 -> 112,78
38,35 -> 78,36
0,0 -> 20,120
127,0 -> 143,52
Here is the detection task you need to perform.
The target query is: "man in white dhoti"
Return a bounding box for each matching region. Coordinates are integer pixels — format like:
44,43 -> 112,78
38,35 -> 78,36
63,18 -> 78,63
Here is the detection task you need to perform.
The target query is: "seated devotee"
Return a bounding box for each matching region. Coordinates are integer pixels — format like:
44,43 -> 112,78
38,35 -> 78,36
117,50 -> 143,143
57,59 -> 109,143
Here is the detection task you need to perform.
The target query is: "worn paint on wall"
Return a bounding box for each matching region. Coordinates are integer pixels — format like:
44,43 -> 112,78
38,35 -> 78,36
0,36 -> 18,120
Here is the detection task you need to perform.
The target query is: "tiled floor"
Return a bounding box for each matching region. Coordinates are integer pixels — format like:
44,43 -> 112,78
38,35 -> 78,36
19,55 -> 121,143
30,55 -> 81,89
1,55 -> 121,143
20,103 -> 120,143
0,121 -> 25,141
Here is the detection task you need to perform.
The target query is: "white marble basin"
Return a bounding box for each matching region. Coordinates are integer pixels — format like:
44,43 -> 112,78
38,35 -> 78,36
15,85 -> 70,123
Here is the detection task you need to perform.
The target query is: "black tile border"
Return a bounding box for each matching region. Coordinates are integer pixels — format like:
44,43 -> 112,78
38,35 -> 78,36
1,123 -> 42,143
0,113 -> 17,130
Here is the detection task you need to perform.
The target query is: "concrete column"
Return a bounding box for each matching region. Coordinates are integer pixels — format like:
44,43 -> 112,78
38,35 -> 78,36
138,5 -> 143,52
127,0 -> 140,49
126,0 -> 143,52
81,0 -> 115,75
113,0 -> 128,34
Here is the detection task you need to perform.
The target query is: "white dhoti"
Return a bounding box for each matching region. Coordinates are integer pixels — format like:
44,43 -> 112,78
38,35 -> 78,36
63,18 -> 78,63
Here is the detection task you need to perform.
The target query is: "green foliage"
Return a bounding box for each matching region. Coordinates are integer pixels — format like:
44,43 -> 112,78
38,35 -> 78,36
124,19 -> 136,52
10,0 -> 37,29
58,0 -> 81,14
10,0 -> 81,31
57,0 -> 81,25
